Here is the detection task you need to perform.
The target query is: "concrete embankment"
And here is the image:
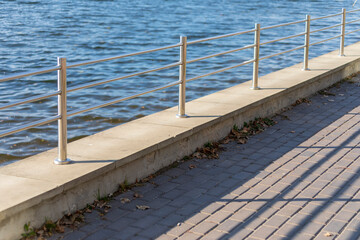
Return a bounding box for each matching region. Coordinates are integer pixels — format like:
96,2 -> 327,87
1,42 -> 360,240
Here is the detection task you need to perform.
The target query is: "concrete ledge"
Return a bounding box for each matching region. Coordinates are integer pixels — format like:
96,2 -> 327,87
1,42 -> 360,239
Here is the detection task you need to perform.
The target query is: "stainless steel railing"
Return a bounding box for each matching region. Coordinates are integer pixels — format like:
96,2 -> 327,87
1,8 -> 359,164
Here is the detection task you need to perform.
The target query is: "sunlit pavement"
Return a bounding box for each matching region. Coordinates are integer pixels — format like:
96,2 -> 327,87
51,77 -> 360,240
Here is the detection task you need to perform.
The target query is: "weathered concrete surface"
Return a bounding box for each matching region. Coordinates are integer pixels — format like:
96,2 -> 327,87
1,42 -> 360,240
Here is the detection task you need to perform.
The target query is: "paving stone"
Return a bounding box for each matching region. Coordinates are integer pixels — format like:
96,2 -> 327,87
131,215 -> 161,229
85,229 -> 120,240
310,211 -> 334,225
249,225 -> 277,239
203,229 -> 229,239
216,219 -> 243,233
200,202 -> 223,215
184,213 -> 209,226
346,217 -> 360,231
264,214 -> 289,229
227,227 -> 253,239
107,217 -> 136,232
323,202 -> 344,214
157,234 -> 176,240
243,200 -> 267,212
178,232 -> 201,240
221,201 -> 246,213
333,209 -> 356,223
151,205 -> 177,218
62,230 -> 87,240
322,219 -> 347,234
177,203 -> 203,216
136,224 -> 169,239
189,221 -> 217,236
288,212 -> 310,226
276,204 -> 301,218
159,214 -> 185,227
296,222 -> 324,236
205,210 -> 232,224
230,209 -> 256,222
243,216 -> 266,231
274,222 -> 298,237
337,229 -> 360,240
247,183 -> 269,195
256,206 -> 278,220
166,223 -> 193,237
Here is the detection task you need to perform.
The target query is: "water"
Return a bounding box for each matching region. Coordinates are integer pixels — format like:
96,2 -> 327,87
0,0 -> 359,163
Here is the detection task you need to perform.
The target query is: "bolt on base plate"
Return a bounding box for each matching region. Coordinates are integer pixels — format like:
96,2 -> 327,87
54,158 -> 71,165
176,114 -> 188,118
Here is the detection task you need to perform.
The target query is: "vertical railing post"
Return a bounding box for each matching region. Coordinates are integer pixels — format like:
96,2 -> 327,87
303,15 -> 311,70
340,8 -> 346,56
54,57 -> 71,165
177,36 -> 188,118
251,23 -> 260,90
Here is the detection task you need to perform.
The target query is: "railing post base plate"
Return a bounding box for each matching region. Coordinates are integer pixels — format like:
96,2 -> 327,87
176,114 -> 188,118
250,87 -> 260,90
302,68 -> 310,71
54,158 -> 71,165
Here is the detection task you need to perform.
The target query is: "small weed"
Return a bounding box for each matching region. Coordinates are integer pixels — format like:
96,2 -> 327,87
263,117 -> 275,126
96,189 -> 113,201
233,124 -> 240,132
44,218 -> 57,233
21,222 -> 36,238
119,179 -> 130,192
203,142 -> 213,148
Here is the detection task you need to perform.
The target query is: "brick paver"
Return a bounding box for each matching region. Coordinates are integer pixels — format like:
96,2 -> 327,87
50,77 -> 360,239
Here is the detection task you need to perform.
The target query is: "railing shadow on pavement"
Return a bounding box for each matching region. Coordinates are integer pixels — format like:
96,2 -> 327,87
110,85 -> 360,239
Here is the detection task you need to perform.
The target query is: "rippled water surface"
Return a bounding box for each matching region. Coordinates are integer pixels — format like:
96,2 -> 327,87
1,0 -> 359,163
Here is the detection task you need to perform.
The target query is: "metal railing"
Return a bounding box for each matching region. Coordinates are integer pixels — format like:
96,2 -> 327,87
1,8 -> 359,164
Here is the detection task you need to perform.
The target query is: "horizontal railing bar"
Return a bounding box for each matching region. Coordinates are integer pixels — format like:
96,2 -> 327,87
311,12 -> 342,21
259,45 -> 305,61
345,28 -> 360,35
0,115 -> 60,138
348,8 -> 360,13
0,66 -> 60,83
187,29 -> 256,45
186,59 -> 255,82
310,23 -> 342,34
346,18 -> 360,24
187,44 -> 256,64
261,19 -> 307,31
67,43 -> 182,69
260,32 -> 306,46
310,34 -> 341,46
67,62 -> 181,93
68,81 -> 181,117
0,91 -> 61,110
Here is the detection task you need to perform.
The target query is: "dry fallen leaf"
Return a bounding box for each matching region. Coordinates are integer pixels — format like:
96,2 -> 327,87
136,205 -> 150,210
238,138 -> 247,144
324,232 -> 333,237
55,224 -> 65,233
189,164 -> 196,169
133,193 -> 143,198
120,198 -> 131,204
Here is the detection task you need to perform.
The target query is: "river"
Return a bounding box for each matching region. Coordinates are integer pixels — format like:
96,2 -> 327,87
0,0 -> 359,163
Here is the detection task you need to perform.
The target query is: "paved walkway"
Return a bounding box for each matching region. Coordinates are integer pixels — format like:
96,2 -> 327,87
51,77 -> 360,240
